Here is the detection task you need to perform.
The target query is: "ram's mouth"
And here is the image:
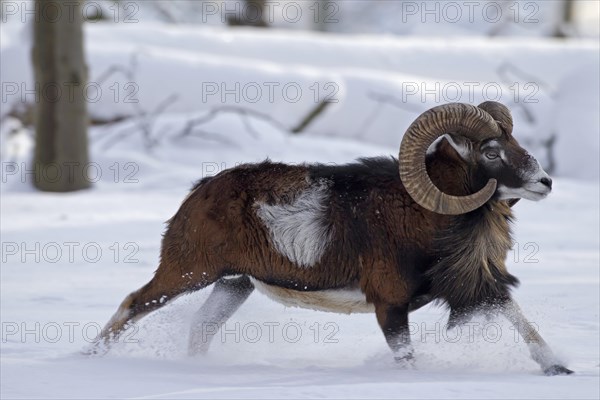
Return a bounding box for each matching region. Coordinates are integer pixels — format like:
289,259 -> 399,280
525,180 -> 552,197
521,189 -> 549,201
498,185 -> 550,201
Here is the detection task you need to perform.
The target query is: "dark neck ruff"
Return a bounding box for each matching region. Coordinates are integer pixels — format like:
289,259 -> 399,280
427,200 -> 519,311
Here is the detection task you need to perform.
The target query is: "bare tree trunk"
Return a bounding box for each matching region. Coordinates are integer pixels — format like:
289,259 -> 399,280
313,0 -> 329,32
227,0 -> 268,27
554,0 -> 575,37
32,0 -> 90,192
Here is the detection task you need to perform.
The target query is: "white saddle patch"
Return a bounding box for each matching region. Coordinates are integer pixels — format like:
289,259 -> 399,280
255,182 -> 332,268
250,278 -> 374,314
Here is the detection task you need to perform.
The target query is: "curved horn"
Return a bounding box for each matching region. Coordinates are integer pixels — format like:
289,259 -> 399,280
478,101 -> 513,135
399,103 -> 504,215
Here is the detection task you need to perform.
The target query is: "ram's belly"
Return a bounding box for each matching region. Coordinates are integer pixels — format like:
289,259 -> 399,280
250,278 -> 374,314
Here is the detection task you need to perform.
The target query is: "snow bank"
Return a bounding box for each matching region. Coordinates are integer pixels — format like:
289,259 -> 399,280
1,23 -> 598,179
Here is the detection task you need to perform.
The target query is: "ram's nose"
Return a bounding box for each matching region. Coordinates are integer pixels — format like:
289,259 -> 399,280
540,177 -> 553,189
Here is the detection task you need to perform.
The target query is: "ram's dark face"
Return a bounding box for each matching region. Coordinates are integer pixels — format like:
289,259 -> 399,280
400,102 -> 552,215
475,134 -> 552,201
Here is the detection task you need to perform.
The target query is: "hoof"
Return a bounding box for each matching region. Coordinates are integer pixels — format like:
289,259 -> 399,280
543,365 -> 574,376
394,352 -> 415,369
81,340 -> 110,357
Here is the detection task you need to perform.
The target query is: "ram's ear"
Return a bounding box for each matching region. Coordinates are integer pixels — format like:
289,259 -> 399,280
445,134 -> 472,161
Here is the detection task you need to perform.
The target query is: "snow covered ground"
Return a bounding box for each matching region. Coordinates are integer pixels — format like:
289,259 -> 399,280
1,16 -> 599,400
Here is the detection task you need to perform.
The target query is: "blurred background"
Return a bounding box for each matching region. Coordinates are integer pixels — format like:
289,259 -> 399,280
1,1 -> 599,398
1,0 -> 599,191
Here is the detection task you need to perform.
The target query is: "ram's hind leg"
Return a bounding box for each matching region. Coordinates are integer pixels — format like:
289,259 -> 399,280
188,275 -> 255,355
92,264 -> 217,353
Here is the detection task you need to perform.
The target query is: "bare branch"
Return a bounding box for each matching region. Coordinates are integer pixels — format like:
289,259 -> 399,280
291,100 -> 333,134
352,91 -> 424,138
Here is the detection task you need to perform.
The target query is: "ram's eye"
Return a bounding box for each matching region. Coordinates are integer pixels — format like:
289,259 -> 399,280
485,151 -> 499,160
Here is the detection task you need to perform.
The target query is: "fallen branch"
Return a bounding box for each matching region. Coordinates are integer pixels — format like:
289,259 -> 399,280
291,100 -> 333,134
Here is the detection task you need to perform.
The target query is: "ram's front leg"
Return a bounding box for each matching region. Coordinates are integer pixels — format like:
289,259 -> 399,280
374,302 -> 413,365
502,299 -> 573,375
